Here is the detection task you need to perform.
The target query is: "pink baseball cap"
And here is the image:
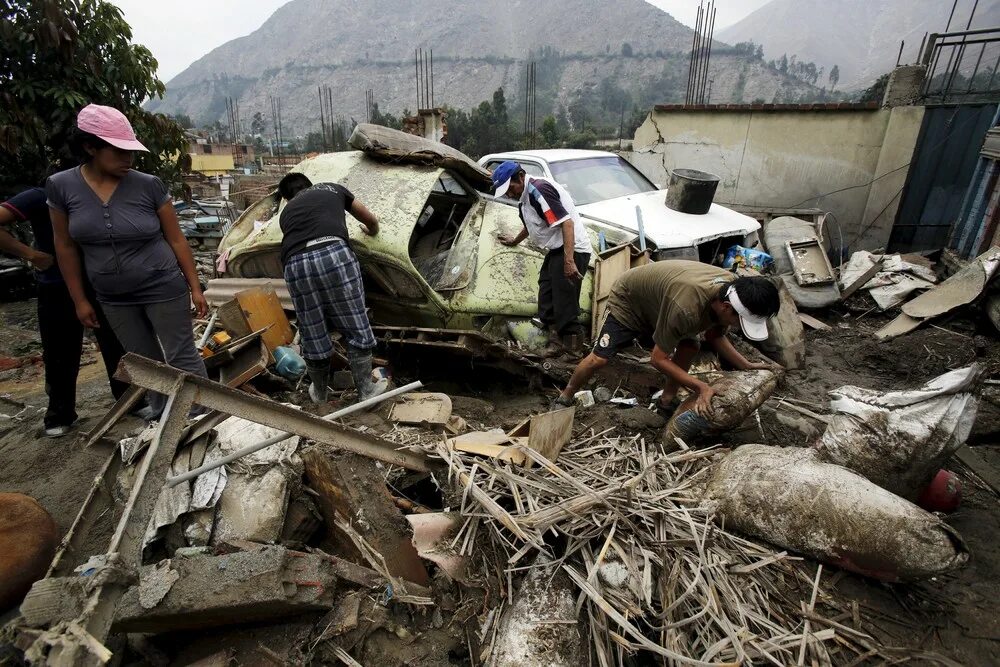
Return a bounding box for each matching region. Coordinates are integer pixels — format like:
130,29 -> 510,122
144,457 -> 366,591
77,104 -> 149,152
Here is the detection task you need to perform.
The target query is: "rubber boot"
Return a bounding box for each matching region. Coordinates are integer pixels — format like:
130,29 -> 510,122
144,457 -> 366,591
306,357 -> 331,404
347,346 -> 388,404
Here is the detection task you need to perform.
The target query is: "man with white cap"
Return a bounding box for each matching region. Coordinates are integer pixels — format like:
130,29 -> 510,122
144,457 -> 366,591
493,161 -> 592,354
553,260 -> 781,415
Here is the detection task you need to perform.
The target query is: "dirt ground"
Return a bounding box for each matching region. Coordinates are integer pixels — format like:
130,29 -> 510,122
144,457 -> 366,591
1,294 -> 1000,664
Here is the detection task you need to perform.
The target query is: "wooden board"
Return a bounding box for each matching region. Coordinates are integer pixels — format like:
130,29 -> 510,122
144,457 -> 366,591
233,286 -> 293,354
798,313 -> 831,330
591,246 -> 646,341
219,338 -> 269,388
508,407 -> 576,464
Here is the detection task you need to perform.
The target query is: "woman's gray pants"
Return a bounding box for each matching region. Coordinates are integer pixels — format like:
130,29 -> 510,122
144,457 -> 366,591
102,294 -> 207,416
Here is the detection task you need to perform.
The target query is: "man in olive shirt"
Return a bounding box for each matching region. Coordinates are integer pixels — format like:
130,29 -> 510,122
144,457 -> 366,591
554,260 -> 780,415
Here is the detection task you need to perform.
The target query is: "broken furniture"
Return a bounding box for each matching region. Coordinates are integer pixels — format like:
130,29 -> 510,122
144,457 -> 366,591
764,216 -> 841,308
217,285 -> 293,358
590,243 -> 650,341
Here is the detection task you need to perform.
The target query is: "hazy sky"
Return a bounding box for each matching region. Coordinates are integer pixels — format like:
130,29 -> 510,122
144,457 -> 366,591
113,0 -> 772,83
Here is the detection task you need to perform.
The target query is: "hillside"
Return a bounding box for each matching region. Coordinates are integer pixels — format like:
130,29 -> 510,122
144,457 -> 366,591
718,0 -> 1000,91
148,0 -> 819,134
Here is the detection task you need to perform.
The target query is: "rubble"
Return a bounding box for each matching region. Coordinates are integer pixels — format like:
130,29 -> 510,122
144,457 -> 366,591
112,545 -> 340,633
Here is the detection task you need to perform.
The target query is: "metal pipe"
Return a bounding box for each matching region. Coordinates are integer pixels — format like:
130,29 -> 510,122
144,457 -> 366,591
946,0 -> 958,31
967,42 -> 987,93
635,205 -> 646,252
687,3 -> 704,104
196,312 -> 218,350
897,40 -> 905,66
965,0 -> 980,30
700,4 -> 717,104
165,380 -> 425,487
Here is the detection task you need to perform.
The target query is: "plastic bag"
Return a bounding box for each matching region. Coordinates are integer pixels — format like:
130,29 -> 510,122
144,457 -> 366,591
702,445 -> 969,582
814,365 -> 979,500
723,245 -> 774,272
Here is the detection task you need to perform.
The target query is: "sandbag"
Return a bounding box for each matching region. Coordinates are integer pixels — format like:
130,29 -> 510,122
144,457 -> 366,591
814,365 -> 979,500
664,369 -> 779,445
0,493 -> 58,612
702,445 -> 969,582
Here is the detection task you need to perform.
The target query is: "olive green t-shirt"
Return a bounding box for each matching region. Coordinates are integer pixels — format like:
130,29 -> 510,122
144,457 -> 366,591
607,260 -> 734,352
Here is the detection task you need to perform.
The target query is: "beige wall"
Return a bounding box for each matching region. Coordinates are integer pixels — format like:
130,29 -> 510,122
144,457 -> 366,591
628,106 -> 925,252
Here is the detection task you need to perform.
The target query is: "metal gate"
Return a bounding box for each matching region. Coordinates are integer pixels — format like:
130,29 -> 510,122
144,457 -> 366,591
890,103 -> 999,252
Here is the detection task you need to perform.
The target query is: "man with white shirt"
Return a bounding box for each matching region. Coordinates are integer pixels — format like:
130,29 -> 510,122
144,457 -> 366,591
493,161 -> 592,354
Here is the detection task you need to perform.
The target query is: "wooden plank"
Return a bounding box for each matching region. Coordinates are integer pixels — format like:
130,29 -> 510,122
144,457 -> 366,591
839,257 -> 884,300
505,407 -> 575,465
452,440 -> 526,466
219,338 -> 269,388
234,286 -> 293,354
303,450 -> 430,586
954,446 -> 1000,495
525,407 -> 575,462
591,245 -> 632,340
798,313 -> 831,330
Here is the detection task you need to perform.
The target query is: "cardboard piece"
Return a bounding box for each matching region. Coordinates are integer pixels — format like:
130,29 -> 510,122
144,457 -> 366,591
507,407 -> 576,464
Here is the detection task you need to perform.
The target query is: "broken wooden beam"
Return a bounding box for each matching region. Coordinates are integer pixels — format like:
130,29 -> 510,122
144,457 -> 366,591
114,354 -> 436,473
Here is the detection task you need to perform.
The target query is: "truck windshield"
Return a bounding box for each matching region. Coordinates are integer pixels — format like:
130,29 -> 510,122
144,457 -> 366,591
549,157 -> 657,206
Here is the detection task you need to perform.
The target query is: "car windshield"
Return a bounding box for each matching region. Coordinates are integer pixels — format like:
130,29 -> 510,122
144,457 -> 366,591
548,157 -> 657,206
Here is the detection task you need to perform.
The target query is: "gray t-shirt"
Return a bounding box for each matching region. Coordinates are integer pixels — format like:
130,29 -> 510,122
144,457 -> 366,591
46,167 -> 188,305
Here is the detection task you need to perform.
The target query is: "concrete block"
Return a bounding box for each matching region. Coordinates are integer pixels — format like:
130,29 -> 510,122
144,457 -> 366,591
112,546 -> 338,633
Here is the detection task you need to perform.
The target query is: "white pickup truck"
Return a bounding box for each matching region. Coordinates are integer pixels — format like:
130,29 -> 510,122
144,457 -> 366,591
479,149 -> 760,263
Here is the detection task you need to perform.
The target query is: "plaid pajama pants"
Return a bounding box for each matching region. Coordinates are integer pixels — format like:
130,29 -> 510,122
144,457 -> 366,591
283,240 -> 377,360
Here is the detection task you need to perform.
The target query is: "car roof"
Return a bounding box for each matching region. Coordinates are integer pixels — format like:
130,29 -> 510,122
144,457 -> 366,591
483,149 -> 618,164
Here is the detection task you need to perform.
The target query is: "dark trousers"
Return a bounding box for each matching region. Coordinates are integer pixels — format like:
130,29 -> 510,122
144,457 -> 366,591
37,282 -> 129,429
538,247 -> 590,336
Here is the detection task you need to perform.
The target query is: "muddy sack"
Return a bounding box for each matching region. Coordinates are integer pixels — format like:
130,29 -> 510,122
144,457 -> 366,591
664,369 -> 779,445
814,365 -> 979,500
702,445 -> 969,582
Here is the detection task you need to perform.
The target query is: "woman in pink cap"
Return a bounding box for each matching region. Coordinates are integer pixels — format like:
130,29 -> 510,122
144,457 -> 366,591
46,104 -> 208,419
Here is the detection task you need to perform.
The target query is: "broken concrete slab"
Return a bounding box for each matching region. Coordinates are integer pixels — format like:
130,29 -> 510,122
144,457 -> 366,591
112,546 -> 339,633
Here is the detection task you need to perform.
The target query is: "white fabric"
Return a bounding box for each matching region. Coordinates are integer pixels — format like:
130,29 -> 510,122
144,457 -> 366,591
517,176 -> 592,254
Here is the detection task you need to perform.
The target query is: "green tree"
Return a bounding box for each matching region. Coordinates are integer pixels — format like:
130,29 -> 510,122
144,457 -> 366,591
829,65 -> 841,91
171,113 -> 193,129
0,0 -> 186,190
540,115 -> 560,147
250,111 -> 267,137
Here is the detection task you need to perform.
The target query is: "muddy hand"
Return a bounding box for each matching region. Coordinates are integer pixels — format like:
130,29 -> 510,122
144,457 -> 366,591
694,386 -> 716,417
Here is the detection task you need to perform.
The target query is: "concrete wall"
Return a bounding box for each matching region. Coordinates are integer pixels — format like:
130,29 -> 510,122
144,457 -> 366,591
628,105 -> 925,252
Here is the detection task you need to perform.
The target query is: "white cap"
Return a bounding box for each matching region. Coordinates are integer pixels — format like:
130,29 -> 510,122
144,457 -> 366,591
727,285 -> 769,341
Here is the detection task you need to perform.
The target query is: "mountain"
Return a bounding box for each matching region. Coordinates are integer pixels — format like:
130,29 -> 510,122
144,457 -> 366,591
148,0 -> 819,136
718,0 -> 1000,91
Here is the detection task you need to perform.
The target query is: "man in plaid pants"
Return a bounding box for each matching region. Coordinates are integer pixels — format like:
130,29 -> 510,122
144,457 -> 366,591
277,173 -> 388,404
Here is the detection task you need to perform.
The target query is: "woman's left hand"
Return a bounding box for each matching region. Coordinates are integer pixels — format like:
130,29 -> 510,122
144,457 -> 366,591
191,289 -> 209,319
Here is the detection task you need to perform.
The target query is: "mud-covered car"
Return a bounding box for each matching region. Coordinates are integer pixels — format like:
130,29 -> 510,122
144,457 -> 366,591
216,127 -> 645,333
